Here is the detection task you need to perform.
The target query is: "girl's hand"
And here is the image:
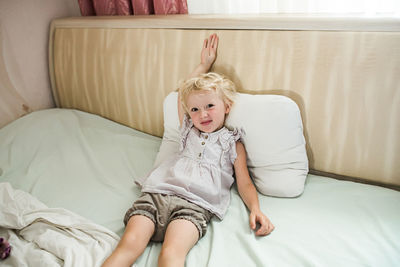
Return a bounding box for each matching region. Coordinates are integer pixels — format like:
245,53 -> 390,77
200,34 -> 219,69
250,209 -> 275,236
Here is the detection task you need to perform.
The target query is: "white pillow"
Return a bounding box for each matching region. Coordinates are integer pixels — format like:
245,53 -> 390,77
153,92 -> 181,168
154,92 -> 309,197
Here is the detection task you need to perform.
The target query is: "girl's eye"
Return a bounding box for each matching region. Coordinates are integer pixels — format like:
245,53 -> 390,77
207,104 -> 214,109
190,107 -> 198,112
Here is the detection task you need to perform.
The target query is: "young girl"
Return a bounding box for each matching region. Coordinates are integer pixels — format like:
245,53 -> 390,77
102,34 -> 274,267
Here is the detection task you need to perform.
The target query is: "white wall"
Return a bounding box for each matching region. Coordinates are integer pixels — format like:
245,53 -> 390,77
0,0 -> 81,128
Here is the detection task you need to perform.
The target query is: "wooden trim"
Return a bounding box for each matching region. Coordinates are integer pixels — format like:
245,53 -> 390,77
51,14 -> 400,32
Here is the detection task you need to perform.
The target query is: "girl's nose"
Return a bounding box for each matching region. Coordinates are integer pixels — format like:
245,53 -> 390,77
200,109 -> 208,118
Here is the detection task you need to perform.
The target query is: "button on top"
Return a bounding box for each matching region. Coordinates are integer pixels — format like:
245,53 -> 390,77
205,135 -> 209,139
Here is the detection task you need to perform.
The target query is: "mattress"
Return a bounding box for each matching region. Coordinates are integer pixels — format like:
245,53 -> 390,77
0,109 -> 399,266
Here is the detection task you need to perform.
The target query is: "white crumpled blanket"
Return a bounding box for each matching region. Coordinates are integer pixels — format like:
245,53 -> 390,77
0,183 -> 119,267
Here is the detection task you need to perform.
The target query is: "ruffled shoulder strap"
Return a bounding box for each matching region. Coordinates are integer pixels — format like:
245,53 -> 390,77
218,127 -> 246,165
179,114 -> 194,151
231,128 -> 245,143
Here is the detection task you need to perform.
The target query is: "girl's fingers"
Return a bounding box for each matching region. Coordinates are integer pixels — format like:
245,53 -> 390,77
211,34 -> 218,48
200,34 -> 218,64
249,213 -> 256,230
209,34 -> 215,47
264,222 -> 275,235
203,38 -> 208,48
255,217 -> 267,235
254,216 -> 274,236
256,228 -> 267,236
257,224 -> 270,236
212,35 -> 218,49
204,34 -> 214,48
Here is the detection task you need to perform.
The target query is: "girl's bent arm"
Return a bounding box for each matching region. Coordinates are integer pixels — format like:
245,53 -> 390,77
234,141 -> 275,236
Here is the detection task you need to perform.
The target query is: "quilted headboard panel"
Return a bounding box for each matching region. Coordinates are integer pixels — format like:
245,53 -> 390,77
49,15 -> 400,188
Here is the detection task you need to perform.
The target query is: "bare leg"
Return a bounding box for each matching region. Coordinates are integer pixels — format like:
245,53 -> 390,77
102,215 -> 155,267
158,219 -> 199,267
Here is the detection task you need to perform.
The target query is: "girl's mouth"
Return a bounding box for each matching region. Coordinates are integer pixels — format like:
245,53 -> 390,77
201,120 -> 212,126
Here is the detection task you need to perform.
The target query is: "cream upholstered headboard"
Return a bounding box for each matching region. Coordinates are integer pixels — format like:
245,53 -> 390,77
49,15 -> 400,188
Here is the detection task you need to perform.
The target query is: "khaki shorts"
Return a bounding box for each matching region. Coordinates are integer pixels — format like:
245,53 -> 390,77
124,193 -> 213,242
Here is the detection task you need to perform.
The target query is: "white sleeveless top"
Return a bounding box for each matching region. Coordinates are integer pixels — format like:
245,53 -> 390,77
140,116 -> 243,219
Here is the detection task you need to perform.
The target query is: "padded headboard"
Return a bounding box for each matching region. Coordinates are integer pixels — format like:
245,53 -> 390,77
49,15 -> 400,188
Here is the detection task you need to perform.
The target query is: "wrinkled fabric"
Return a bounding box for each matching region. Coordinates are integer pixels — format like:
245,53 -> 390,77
141,115 -> 243,219
124,193 -> 213,241
0,183 -> 120,267
78,0 -> 96,15
153,0 -> 188,14
78,0 -> 188,16
132,0 -> 154,15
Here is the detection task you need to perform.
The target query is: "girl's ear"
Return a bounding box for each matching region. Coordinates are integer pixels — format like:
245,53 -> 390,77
225,101 -> 232,114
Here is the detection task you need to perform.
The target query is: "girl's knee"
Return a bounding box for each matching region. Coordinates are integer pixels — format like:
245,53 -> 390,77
119,231 -> 146,252
119,234 -> 137,251
120,215 -> 155,251
158,245 -> 185,266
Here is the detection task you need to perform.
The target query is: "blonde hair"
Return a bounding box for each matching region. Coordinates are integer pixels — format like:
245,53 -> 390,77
179,72 -> 236,114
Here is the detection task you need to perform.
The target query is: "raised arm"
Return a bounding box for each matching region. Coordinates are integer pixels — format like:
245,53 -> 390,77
234,142 -> 275,236
189,33 -> 219,78
178,34 -> 219,126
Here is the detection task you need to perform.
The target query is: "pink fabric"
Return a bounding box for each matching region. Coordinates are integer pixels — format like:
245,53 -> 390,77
132,0 -> 154,15
93,0 -> 132,15
78,0 -> 187,16
153,0 -> 187,14
78,0 -> 96,16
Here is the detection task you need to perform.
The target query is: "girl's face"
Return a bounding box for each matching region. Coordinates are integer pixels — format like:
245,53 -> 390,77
186,90 -> 230,133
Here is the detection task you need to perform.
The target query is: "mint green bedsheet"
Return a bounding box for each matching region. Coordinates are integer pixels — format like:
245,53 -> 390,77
0,109 -> 399,266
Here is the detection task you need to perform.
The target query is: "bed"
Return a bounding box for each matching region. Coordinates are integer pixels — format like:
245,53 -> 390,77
1,15 -> 400,266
